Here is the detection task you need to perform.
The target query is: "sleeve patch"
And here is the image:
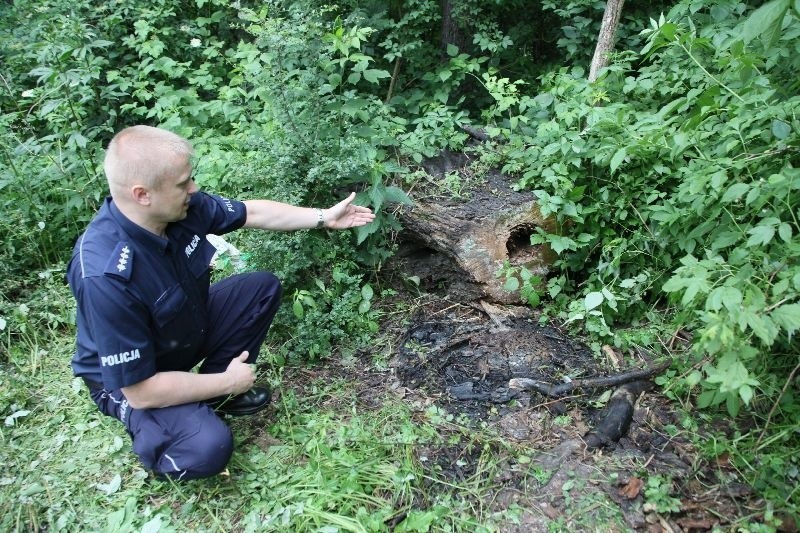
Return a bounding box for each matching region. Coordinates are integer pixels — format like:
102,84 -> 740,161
104,241 -> 134,281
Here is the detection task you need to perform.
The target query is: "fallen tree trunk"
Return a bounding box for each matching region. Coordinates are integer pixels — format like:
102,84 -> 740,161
399,150 -> 557,303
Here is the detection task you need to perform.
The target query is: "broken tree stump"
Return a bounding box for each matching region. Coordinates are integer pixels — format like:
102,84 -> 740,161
399,150 -> 557,304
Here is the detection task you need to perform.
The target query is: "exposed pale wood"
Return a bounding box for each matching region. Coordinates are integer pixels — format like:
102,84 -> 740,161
400,193 -> 556,303
589,0 -> 626,82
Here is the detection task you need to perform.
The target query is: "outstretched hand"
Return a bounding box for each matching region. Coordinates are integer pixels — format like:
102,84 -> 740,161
323,192 -> 376,230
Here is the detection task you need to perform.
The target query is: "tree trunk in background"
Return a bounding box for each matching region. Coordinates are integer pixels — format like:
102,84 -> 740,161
588,0 -> 625,82
441,0 -> 465,56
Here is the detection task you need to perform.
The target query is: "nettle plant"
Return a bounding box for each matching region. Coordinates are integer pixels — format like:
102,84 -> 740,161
483,1 -> 800,417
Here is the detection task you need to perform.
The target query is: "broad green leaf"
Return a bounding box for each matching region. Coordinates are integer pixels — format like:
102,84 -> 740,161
549,235 -> 576,254
739,383 -> 754,405
697,389 -> 718,408
439,70 -> 452,82
662,276 -> 687,293
682,276 -> 711,306
369,182 -> 386,212
686,370 -> 703,388
721,183 -> 749,202
363,69 -> 390,83
504,277 -> 520,292
352,125 -> 377,138
772,119 -> 791,140
711,230 -> 741,250
523,289 -> 540,307
341,97 -> 368,115
771,304 -> 800,335
741,0 -> 790,46
97,473 -> 121,495
292,300 -> 304,319
141,517 -> 163,533
746,312 -> 778,345
720,286 -> 743,312
585,291 -> 604,311
609,148 -> 627,174
361,284 -> 374,300
746,225 -> 775,247
447,43 -> 459,57
384,186 -> 413,205
355,222 -> 380,244
726,393 -> 741,417
534,93 -> 554,107
778,223 -> 793,242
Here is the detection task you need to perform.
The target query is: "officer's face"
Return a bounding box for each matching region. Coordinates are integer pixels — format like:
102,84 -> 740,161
152,159 -> 198,222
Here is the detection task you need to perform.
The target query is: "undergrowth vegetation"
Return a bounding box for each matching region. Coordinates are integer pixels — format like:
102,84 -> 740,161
1,0 -> 798,529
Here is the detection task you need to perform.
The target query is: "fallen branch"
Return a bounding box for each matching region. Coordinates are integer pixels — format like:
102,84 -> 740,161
508,359 -> 671,398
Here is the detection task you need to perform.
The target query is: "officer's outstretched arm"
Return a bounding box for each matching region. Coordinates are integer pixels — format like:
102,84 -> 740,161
243,192 -> 375,231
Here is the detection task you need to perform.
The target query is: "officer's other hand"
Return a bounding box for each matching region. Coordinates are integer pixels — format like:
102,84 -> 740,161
225,351 -> 255,394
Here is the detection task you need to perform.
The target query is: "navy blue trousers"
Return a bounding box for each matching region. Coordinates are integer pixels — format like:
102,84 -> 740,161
89,271 -> 282,480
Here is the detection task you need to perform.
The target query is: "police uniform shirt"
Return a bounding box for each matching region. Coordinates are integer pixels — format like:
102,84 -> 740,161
68,192 -> 248,390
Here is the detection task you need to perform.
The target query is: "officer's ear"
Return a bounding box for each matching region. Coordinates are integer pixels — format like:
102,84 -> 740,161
131,184 -> 152,206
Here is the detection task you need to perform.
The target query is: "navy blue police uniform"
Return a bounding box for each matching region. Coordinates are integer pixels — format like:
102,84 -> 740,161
68,191 -> 282,480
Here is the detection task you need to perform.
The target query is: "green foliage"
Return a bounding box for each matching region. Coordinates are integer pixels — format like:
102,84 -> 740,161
643,475 -> 682,514
486,0 -> 800,422
497,261 -> 543,307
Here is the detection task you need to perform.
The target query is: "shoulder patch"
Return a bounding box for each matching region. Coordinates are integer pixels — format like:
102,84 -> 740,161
104,241 -> 134,281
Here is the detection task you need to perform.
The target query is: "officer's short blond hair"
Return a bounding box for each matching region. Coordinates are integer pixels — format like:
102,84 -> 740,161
105,126 -> 193,197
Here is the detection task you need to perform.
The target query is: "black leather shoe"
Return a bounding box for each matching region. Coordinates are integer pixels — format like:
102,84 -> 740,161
208,385 -> 271,416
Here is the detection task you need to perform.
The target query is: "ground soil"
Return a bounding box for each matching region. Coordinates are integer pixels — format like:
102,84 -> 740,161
340,151 -> 779,531
375,277 -> 772,531
271,152 -> 785,531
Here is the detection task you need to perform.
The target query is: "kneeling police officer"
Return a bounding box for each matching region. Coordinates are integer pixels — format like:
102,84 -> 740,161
68,125 -> 375,480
